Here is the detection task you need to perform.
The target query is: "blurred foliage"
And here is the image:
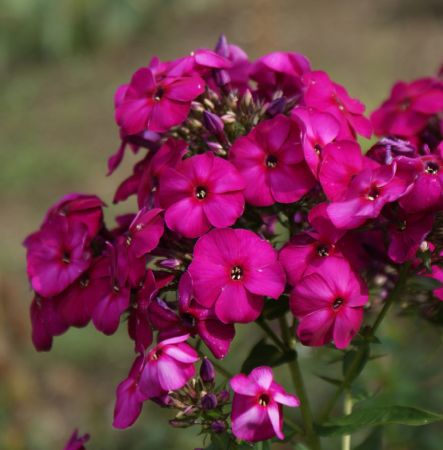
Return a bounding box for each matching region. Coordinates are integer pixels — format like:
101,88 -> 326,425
0,0 -> 174,70
1,0 -> 443,449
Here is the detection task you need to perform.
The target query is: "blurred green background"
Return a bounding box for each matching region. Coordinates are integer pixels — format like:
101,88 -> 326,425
1,0 -> 443,449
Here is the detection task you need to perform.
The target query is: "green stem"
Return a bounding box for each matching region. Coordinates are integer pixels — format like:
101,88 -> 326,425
279,316 -> 322,450
256,318 -> 286,351
319,263 -> 411,421
341,390 -> 353,450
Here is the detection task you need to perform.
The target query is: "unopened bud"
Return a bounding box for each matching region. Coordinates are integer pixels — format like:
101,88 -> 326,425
266,97 -> 287,117
200,357 -> 215,383
214,69 -> 231,87
211,420 -> 226,433
217,389 -> 230,403
201,393 -> 218,410
215,34 -> 229,57
158,258 -> 182,269
203,111 -> 224,136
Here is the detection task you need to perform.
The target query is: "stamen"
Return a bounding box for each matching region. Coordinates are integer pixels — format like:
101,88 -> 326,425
195,186 -> 207,200
231,266 -> 243,280
258,393 -> 270,406
425,161 -> 439,175
332,297 -> 344,310
317,245 -> 329,257
266,155 -> 278,169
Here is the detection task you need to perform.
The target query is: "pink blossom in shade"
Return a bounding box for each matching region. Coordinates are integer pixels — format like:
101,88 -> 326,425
230,366 -> 299,442
279,203 -> 347,285
63,429 -> 90,450
90,246 -> 131,336
291,107 -> 341,177
123,207 -> 164,258
251,51 -> 311,99
30,296 -> 68,351
115,67 -> 205,135
399,148 -> 443,214
291,256 -> 368,349
302,70 -> 372,139
57,257 -> 110,328
24,217 -> 91,298
139,334 -> 199,398
371,78 -> 443,138
158,152 -> 245,238
229,115 -> 316,207
127,270 -> 174,353
188,228 -> 286,324
327,162 -> 415,230
387,210 -> 434,264
113,355 -> 149,429
43,193 -> 105,239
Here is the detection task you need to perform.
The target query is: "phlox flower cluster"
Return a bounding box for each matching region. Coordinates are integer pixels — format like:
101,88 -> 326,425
25,36 -> 443,447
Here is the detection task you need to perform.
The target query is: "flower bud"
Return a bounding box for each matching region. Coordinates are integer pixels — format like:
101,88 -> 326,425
201,393 -> 218,410
203,111 -> 224,136
217,389 -> 230,403
158,258 -> 182,269
266,97 -> 287,117
200,358 -> 216,383
211,420 -> 226,434
214,69 -> 231,87
215,34 -> 229,57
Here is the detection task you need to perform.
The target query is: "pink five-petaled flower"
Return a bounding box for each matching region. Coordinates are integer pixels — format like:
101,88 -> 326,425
159,152 -> 245,238
230,366 -> 299,442
291,256 -> 368,349
139,334 -> 199,398
115,67 -> 205,134
188,228 -> 286,324
24,216 -> 91,298
229,115 -> 315,206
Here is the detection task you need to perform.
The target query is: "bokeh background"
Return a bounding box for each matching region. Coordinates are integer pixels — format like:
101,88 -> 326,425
1,0 -> 443,449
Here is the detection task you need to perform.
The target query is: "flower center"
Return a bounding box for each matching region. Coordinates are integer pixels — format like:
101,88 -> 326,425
79,276 -> 89,288
258,393 -> 270,406
317,245 -> 329,257
398,220 -> 407,231
61,251 -> 71,264
367,186 -> 380,201
399,98 -> 411,111
314,143 -> 322,155
195,186 -> 207,200
332,297 -> 344,310
230,266 -> 243,281
154,87 -> 165,101
425,161 -> 439,175
151,349 -> 162,361
266,155 -> 278,169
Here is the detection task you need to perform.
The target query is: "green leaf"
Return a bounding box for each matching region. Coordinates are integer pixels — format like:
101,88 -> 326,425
241,339 -> 295,373
354,428 -> 382,450
315,374 -> 343,386
407,275 -> 443,291
317,405 -> 443,436
342,346 -> 370,383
